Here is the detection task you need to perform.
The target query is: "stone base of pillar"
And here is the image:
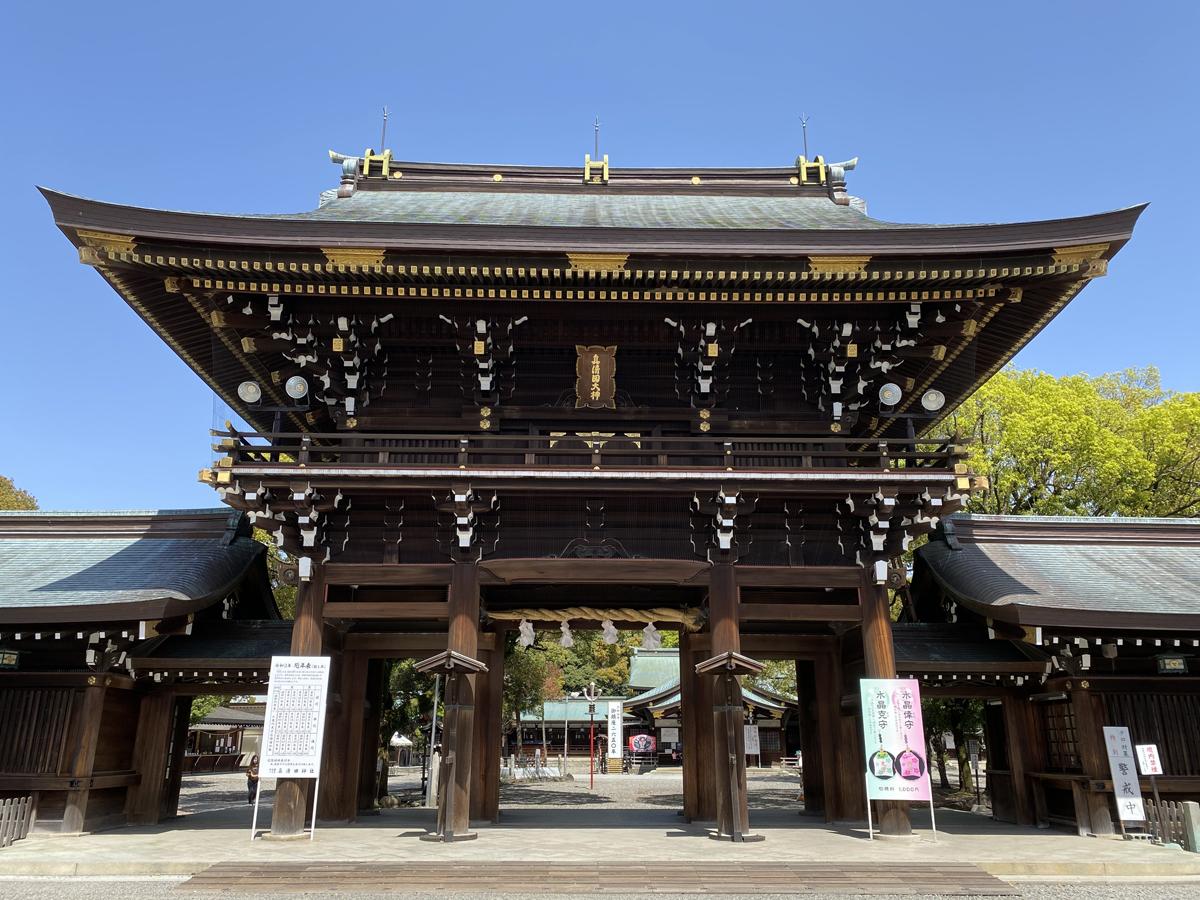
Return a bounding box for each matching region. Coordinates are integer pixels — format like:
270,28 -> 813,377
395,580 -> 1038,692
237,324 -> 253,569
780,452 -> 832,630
709,831 -> 766,842
419,831 -> 478,842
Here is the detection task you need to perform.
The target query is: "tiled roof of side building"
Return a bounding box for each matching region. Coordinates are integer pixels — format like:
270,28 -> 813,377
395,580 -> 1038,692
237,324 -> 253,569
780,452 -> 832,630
915,513 -> 1200,627
0,508 -> 273,624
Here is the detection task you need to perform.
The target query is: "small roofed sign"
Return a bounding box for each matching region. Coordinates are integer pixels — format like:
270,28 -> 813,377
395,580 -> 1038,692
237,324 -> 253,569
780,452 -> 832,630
576,345 -> 616,409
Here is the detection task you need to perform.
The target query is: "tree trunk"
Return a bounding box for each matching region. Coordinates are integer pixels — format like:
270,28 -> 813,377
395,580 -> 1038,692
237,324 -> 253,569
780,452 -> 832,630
950,719 -> 974,793
515,708 -> 523,757
931,735 -> 950,789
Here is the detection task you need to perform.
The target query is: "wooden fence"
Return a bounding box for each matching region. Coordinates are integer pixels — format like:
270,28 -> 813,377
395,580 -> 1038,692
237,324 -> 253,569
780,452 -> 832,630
1146,798 -> 1188,848
0,796 -> 34,848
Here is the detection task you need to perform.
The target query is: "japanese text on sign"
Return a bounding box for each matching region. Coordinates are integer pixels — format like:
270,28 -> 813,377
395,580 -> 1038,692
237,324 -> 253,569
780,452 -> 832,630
607,701 -> 624,758
859,678 -> 931,802
1136,743 -> 1163,777
1103,726 -> 1145,822
259,656 -> 331,779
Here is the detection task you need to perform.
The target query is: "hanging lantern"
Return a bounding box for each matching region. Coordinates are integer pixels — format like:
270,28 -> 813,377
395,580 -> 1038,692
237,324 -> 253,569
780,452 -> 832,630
559,621 -> 574,648
601,619 -> 619,644
641,622 -> 661,650
518,619 -> 535,648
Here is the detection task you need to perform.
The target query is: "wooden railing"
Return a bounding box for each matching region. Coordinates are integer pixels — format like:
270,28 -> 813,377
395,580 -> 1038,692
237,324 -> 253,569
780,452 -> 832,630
0,796 -> 33,848
212,429 -> 965,474
1146,798 -> 1189,848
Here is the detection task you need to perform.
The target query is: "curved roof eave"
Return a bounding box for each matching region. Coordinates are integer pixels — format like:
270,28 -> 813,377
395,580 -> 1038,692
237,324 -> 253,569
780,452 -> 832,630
39,188 -> 1148,257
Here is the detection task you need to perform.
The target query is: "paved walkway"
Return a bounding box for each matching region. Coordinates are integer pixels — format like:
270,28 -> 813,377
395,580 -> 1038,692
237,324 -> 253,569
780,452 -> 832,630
0,771 -> 1196,881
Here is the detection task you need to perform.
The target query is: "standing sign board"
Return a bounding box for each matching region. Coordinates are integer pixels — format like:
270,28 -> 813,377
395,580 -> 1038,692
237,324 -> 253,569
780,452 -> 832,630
1136,744 -> 1163,776
744,725 -> 761,757
1103,726 -> 1145,823
859,678 -> 935,840
251,656 -> 332,840
606,701 -> 624,760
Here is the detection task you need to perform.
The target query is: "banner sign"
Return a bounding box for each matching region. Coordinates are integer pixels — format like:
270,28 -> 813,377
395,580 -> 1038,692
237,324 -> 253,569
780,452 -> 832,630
606,701 -> 624,758
629,733 -> 657,754
259,656 -> 331,779
1104,726 -> 1145,821
1136,743 -> 1163,776
859,678 -> 931,802
744,725 -> 761,757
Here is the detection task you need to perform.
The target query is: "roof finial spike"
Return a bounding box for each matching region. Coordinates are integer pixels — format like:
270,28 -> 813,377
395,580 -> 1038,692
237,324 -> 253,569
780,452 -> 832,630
594,115 -> 601,160
799,113 -> 810,160
380,105 -> 389,153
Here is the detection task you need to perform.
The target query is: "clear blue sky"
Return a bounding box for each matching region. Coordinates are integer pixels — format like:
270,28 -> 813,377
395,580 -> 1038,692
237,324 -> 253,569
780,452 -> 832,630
2,1 -> 1195,510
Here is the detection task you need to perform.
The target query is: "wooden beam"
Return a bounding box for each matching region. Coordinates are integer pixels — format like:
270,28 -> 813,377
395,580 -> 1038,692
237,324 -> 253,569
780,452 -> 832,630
740,603 -> 861,623
323,602 -> 448,620
342,632 -> 496,654
324,563 -> 453,586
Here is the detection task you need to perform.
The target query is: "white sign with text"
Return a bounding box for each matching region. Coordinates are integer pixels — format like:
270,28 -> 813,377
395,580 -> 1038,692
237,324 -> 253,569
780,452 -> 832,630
744,725 -> 761,757
1136,743 -> 1163,776
1103,726 -> 1145,822
259,656 -> 332,779
606,701 -> 624,758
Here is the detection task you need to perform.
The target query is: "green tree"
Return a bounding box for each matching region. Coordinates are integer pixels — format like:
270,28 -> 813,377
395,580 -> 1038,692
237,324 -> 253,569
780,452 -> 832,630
0,475 -> 36,510
749,660 -> 797,698
252,528 -> 298,618
944,366 -> 1200,517
189,694 -> 224,726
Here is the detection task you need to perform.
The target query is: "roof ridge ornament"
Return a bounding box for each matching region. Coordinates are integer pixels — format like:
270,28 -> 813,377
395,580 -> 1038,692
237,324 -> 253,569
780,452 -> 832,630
795,155 -> 859,206
584,153 -> 609,184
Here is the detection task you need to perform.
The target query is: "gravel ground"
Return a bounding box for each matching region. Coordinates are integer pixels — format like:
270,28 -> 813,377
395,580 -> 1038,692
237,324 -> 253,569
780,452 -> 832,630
2,877 -> 1200,899
499,767 -> 802,810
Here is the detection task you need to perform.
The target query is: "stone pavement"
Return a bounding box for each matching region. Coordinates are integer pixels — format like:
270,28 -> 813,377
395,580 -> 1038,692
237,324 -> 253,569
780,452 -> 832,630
0,771 -> 1197,881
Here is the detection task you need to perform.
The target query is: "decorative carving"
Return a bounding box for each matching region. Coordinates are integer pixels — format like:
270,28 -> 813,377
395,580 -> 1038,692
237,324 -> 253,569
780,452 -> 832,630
435,484 -> 499,562
440,315 -> 527,408
567,252 -> 628,272
691,488 -> 755,562
583,153 -> 609,184
1052,243 -> 1109,267
806,255 -> 871,276
76,229 -> 137,253
322,247 -> 387,267
665,317 -> 753,410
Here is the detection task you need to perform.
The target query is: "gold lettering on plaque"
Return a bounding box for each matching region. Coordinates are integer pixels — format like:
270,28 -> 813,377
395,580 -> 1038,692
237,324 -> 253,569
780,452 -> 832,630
575,345 -> 617,410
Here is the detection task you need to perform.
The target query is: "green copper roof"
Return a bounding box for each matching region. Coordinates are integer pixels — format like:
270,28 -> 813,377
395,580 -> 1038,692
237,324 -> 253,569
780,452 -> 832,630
628,648 -> 681,689
291,189 -> 905,231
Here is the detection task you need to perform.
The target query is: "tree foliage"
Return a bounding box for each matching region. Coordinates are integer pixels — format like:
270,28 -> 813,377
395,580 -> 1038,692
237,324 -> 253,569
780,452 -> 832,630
749,660 -> 797,698
189,694 -> 224,726
0,475 -> 36,510
944,367 -> 1200,517
252,528 -> 298,618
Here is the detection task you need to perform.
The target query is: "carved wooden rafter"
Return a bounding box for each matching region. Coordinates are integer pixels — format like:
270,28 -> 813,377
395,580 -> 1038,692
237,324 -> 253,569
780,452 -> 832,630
665,316 -> 753,410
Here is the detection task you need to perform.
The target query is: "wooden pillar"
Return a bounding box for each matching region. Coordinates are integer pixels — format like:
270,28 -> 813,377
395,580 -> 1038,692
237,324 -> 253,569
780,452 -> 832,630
481,639 -> 505,822
795,660 -> 824,816
356,659 -> 386,812
1070,686 -> 1114,836
679,631 -> 700,821
272,565 -> 327,837
60,680 -> 106,834
1002,695 -> 1036,827
126,690 -> 175,825
161,696 -> 192,820
708,561 -> 752,839
317,646 -> 350,820
334,651 -> 369,821
442,560 -> 480,839
813,651 -> 844,822
859,582 -> 911,836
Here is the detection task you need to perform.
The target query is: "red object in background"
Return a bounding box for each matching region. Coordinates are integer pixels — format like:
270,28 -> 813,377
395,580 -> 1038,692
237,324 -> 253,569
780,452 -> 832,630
629,734 -> 657,753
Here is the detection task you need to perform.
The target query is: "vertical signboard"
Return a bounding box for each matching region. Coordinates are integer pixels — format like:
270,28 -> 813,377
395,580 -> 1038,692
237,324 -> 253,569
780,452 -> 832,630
606,701 -> 624,760
1104,726 -> 1145,822
744,725 -> 761,757
1135,744 -> 1163,776
251,656 -> 331,840
859,678 -> 931,802
575,345 -> 617,409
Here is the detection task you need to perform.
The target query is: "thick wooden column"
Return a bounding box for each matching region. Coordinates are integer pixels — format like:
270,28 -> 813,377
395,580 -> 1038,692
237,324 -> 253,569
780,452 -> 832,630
795,660 -> 824,816
679,631 -> 700,821
442,560 -> 481,838
317,646 -> 350,820
1070,686 -> 1114,835
813,651 -> 844,823
356,659 -> 386,812
470,636 -> 505,823
125,690 -> 175,825
1002,695 -> 1036,827
859,582 -> 911,836
162,696 -> 192,820
708,562 -> 752,839
60,680 -> 106,834
271,565 -> 327,837
332,651 -> 369,821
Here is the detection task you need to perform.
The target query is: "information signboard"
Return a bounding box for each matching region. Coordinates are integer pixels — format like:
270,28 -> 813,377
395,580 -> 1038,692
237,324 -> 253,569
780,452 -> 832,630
1136,743 -> 1163,776
606,701 -> 623,758
1103,726 -> 1145,822
859,678 -> 931,803
744,725 -> 761,757
259,656 -> 332,778
659,727 -> 680,744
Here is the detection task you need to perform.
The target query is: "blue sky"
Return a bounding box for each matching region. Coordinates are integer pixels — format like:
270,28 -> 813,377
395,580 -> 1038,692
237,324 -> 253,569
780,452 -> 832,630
2,1 -> 1196,510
